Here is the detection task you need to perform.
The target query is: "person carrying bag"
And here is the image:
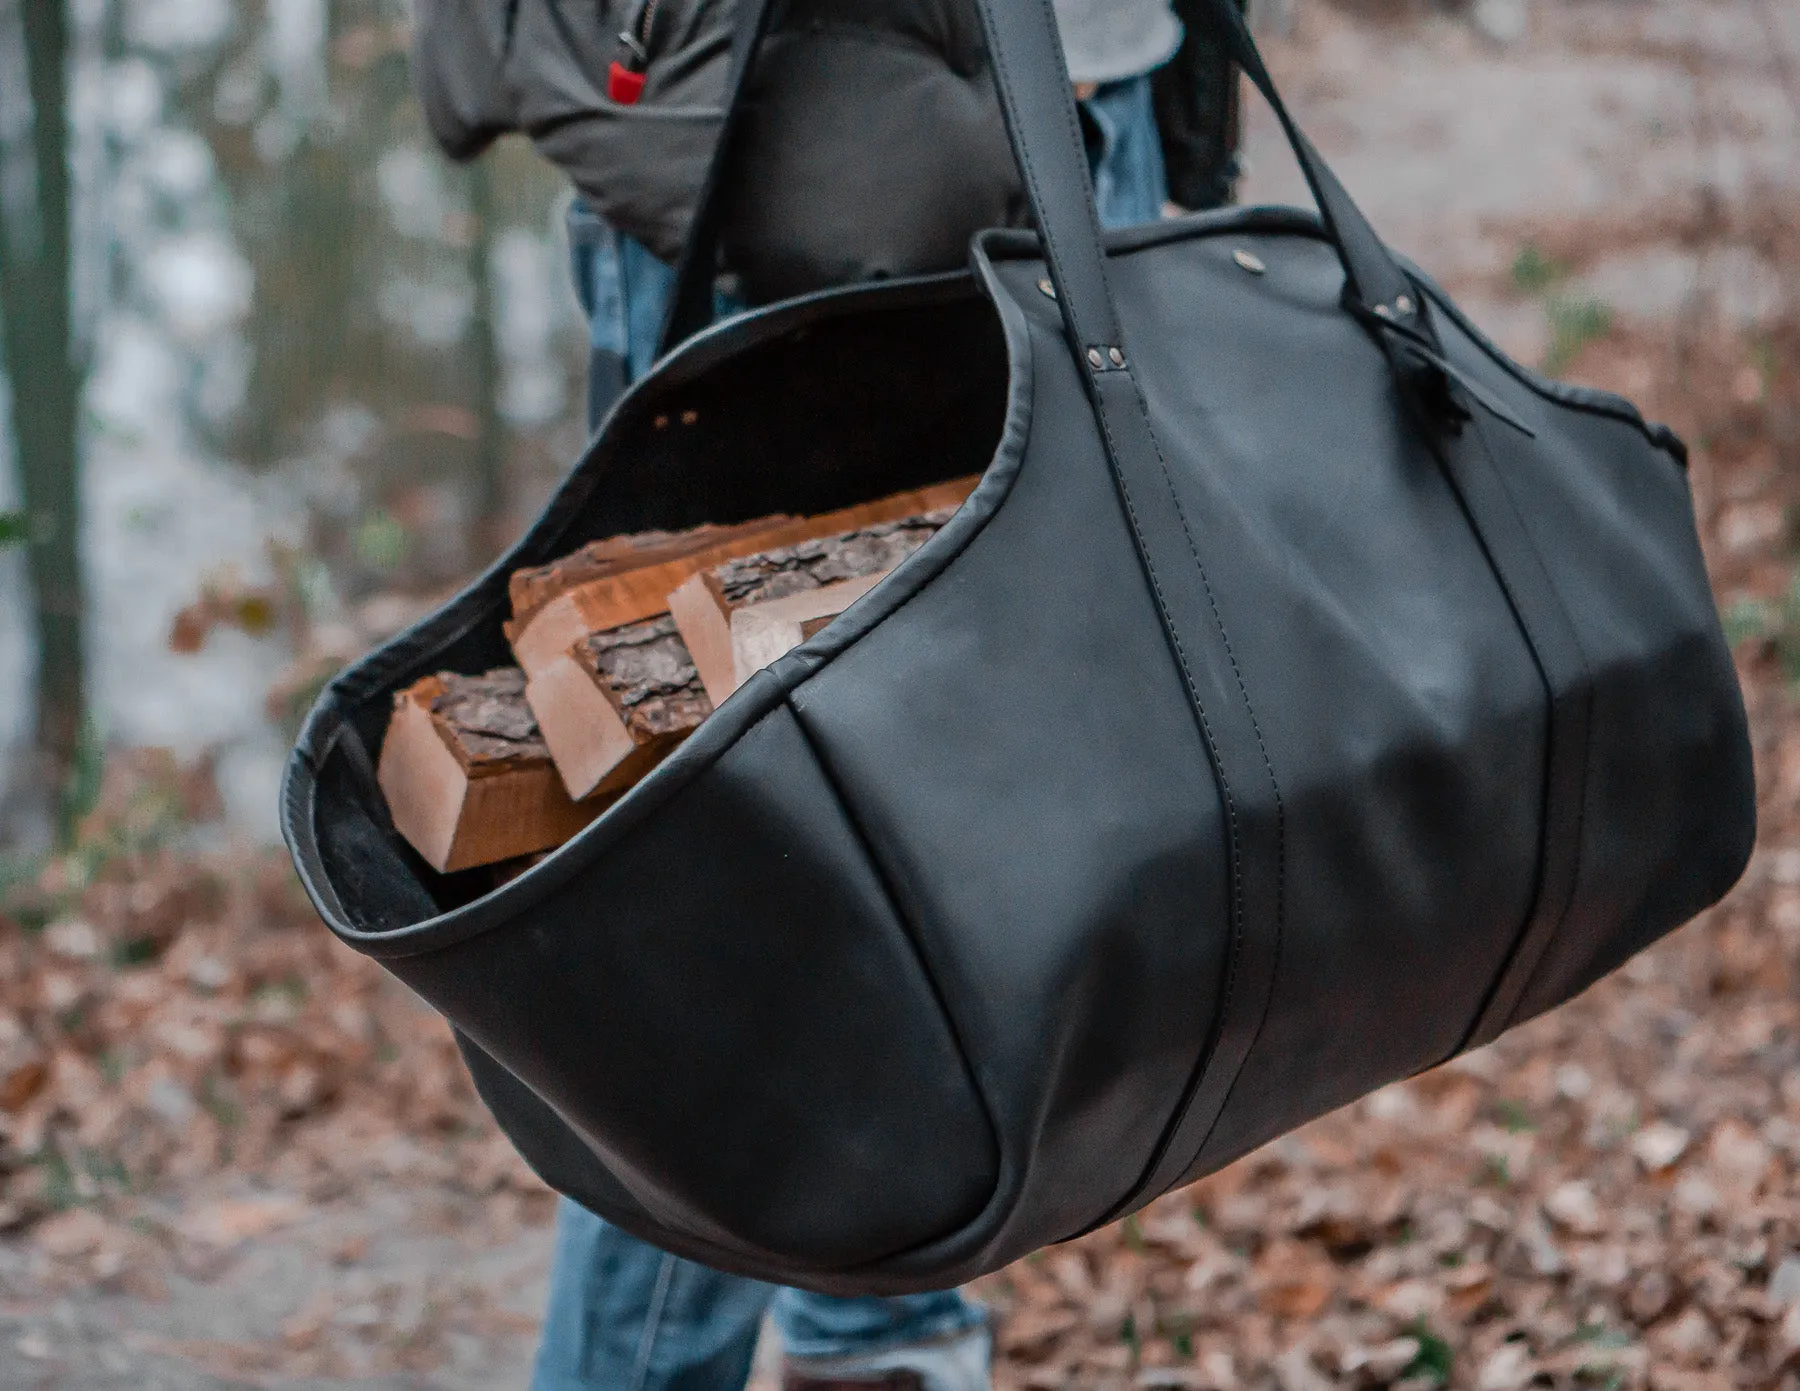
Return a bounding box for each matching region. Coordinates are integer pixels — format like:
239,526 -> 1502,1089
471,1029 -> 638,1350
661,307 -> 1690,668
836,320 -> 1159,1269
285,5 -> 1754,1381
415,3 -> 1230,1387
413,0 -> 1241,407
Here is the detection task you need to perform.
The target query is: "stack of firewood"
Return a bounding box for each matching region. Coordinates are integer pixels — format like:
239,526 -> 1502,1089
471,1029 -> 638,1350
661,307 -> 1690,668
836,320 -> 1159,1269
377,478 -> 976,874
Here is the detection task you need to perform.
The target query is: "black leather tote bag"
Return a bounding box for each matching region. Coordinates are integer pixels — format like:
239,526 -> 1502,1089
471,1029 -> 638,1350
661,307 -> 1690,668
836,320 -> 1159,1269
282,0 -> 1755,1294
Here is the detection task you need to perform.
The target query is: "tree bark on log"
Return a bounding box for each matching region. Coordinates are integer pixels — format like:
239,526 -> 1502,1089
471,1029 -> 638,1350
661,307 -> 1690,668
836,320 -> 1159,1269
505,476 -> 978,675
524,616 -> 711,802
377,669 -> 601,873
669,509 -> 953,705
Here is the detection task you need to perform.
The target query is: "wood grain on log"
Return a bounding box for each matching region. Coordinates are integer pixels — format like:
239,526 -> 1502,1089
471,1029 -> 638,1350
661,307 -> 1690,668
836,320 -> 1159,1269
507,517 -> 799,628
525,616 -> 712,802
669,508 -> 953,706
376,669 -> 602,874
507,476 -> 979,678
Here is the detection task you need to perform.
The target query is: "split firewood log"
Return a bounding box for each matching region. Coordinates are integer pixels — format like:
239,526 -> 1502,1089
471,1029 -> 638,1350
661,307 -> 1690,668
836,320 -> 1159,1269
525,616 -> 713,802
507,517 -> 799,630
376,668 -> 601,873
668,508 -> 953,706
506,477 -> 977,678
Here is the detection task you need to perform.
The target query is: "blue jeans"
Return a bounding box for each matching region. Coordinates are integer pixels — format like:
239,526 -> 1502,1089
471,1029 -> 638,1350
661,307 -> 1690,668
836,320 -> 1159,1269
541,74 -> 1171,1391
1082,74 -> 1170,228
532,1212 -> 989,1391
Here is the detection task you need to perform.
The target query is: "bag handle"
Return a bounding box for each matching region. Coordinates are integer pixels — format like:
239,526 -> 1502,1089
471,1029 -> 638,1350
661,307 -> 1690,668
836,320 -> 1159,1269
657,0 -> 1423,364
654,0 -> 781,361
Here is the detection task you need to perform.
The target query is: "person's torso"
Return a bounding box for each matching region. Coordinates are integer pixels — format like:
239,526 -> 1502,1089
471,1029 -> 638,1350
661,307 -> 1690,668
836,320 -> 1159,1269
419,0 -> 1228,299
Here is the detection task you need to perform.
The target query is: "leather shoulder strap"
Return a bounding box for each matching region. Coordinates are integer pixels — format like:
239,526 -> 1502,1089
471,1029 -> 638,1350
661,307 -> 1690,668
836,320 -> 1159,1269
659,0 -> 1418,362
655,0 -> 779,359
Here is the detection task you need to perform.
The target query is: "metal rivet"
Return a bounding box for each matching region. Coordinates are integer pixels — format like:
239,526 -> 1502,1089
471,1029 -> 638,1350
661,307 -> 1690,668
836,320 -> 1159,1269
1037,278 -> 1057,300
1108,347 -> 1125,367
653,414 -> 670,429
1395,294 -> 1415,316
680,409 -> 698,425
1372,303 -> 1394,321
1087,348 -> 1105,369
1232,248 -> 1267,275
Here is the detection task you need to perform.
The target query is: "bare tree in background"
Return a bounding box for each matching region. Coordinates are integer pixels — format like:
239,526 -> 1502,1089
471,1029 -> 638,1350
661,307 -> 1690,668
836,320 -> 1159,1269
467,158 -> 509,554
0,0 -> 86,820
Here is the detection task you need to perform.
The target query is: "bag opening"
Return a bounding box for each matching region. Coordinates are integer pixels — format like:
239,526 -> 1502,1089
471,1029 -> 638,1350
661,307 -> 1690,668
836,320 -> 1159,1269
299,279 -> 1014,932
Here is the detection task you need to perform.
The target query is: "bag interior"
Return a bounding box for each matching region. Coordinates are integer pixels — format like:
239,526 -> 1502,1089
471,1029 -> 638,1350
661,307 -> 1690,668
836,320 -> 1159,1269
304,278 -> 1014,929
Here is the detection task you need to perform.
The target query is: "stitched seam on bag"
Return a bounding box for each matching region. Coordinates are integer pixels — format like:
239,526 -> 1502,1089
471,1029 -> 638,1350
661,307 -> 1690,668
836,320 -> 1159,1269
781,695 -> 1006,1251
1383,409 -> 1564,1063
1396,405 -> 1560,1061
1421,408 -> 1590,1059
1498,681 -> 1598,1034
985,0 -> 1116,346
1454,413 -> 1596,1048
1131,378 -> 1288,1166
1037,0 -> 1115,279
1080,399 -> 1247,1230
763,273 -> 1040,1274
1108,374 -> 1287,1198
983,0 -> 1275,1211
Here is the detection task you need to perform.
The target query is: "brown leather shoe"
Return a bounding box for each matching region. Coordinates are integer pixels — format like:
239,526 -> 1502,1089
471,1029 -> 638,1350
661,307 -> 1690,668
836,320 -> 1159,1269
781,1370 -> 925,1391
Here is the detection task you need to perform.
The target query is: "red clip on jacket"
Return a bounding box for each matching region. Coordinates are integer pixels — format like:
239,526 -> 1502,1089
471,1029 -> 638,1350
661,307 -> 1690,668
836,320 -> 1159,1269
608,60 -> 647,105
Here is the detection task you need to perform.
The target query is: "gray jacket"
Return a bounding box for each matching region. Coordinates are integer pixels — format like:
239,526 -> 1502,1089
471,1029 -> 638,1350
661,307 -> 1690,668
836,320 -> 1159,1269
414,0 -> 1239,302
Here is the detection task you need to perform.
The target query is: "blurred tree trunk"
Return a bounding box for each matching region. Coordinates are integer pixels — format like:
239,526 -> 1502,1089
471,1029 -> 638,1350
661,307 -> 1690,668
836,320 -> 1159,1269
0,0 -> 86,807
467,159 -> 508,553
